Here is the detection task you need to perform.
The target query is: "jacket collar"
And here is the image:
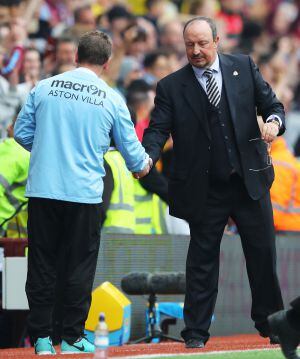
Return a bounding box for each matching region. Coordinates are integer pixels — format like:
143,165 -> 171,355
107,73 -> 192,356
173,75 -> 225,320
218,53 -> 237,125
181,63 -> 211,139
181,54 -> 238,139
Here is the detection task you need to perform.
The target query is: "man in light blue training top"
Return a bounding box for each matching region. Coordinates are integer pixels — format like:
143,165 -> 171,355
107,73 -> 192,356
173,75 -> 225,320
14,30 -> 152,355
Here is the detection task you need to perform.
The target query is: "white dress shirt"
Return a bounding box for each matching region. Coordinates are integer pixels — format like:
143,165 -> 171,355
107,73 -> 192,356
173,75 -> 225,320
192,55 -> 222,95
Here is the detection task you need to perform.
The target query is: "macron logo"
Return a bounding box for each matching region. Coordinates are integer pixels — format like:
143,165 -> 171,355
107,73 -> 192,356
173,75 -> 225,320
51,80 -> 106,98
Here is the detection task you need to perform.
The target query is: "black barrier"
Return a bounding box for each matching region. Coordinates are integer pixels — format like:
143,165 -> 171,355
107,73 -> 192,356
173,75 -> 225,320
93,234 -> 300,339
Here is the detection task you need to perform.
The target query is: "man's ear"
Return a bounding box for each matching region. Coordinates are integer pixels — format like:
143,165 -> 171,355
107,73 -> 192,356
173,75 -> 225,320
103,58 -> 111,71
214,35 -> 220,48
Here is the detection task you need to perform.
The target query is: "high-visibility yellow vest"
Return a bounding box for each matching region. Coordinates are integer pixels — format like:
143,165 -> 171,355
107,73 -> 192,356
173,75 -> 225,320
6,207 -> 28,238
134,180 -> 167,235
103,150 -> 135,234
271,137 -> 300,231
0,138 -> 29,238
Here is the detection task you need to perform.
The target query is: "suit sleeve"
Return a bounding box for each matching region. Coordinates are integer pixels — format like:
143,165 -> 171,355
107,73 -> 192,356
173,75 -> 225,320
142,81 -> 172,164
249,56 -> 286,135
101,160 -> 114,226
139,167 -> 169,205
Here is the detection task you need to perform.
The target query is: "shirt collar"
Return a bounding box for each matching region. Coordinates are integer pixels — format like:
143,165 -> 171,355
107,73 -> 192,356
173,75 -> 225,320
75,67 -> 99,79
192,54 -> 220,79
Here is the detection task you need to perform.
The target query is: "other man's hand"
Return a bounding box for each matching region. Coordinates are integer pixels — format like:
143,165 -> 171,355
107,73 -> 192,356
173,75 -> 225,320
132,158 -> 153,179
261,122 -> 279,143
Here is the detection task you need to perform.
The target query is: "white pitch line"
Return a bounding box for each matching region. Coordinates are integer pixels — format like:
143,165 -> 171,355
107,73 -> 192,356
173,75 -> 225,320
113,347 -> 281,359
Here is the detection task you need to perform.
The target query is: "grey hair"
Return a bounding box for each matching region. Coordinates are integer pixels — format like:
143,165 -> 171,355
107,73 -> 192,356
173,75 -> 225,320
183,16 -> 217,40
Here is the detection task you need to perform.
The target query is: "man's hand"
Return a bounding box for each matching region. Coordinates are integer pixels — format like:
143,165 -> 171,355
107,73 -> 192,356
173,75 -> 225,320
132,158 -> 153,179
261,122 -> 279,143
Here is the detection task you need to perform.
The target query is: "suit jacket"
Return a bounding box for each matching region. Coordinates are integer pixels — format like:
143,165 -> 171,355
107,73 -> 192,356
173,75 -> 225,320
142,53 -> 285,222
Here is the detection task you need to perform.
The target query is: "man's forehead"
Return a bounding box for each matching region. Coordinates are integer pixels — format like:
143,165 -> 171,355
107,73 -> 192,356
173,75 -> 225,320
184,20 -> 213,38
183,20 -> 213,40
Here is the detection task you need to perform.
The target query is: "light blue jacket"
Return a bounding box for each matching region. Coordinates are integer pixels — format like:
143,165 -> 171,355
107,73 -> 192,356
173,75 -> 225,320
14,67 -> 148,204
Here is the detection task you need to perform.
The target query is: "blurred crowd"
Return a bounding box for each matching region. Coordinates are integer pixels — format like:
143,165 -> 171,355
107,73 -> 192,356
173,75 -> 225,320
0,0 -> 300,234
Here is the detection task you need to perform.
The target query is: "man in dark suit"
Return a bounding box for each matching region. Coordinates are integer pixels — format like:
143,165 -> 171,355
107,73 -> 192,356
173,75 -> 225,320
142,17 -> 285,348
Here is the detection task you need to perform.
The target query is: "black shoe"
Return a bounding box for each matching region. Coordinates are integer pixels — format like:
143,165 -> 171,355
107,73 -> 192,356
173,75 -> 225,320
185,338 -> 205,349
259,330 -> 280,344
269,334 -> 280,345
268,310 -> 300,359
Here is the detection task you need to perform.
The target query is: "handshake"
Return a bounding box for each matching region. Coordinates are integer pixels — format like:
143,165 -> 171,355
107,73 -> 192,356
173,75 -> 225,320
132,157 -> 153,179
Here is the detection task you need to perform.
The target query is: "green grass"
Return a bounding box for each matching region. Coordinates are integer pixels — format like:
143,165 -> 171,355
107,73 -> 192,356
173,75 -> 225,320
145,349 -> 287,359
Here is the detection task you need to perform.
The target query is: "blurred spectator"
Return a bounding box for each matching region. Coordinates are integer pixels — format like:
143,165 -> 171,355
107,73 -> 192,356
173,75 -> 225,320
116,56 -> 142,94
238,20 -> 263,53
27,1 -> 53,48
247,0 -> 271,24
0,0 -> 23,21
102,147 -> 136,234
136,17 -> 158,52
12,47 -> 42,104
268,1 -> 299,37
142,50 -> 171,85
20,47 -> 41,84
144,0 -> 165,28
122,21 -> 148,59
0,45 -> 23,137
102,146 -> 168,235
126,79 -> 155,141
0,17 -> 26,78
47,37 -> 77,76
105,5 -> 133,47
216,0 -> 244,51
55,37 -> 76,66
0,114 -> 29,238
270,136 -> 300,232
159,19 -> 185,60
0,46 -> 41,136
60,5 -> 96,41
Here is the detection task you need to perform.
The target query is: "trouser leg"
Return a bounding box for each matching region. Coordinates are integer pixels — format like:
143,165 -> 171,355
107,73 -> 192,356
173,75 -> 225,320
232,178 -> 283,335
26,198 -> 63,342
61,202 -> 102,343
290,297 -> 300,313
288,296 -> 300,331
181,181 -> 231,343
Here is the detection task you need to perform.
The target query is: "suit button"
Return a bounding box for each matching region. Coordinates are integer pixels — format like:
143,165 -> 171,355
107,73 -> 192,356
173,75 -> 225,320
208,146 -> 211,150
221,123 -> 225,127
219,111 -> 222,115
228,149 -> 232,153
206,169 -> 209,173
225,136 -> 228,140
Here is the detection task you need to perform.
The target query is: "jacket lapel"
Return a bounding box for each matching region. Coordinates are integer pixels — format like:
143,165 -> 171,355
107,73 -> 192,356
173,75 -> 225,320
181,64 -> 211,140
219,54 -> 237,125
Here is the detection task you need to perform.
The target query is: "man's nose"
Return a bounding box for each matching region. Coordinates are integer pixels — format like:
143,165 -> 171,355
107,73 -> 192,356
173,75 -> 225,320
193,44 -> 201,55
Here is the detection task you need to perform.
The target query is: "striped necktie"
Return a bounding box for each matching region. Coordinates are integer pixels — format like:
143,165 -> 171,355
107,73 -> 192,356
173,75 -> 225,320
203,68 -> 220,107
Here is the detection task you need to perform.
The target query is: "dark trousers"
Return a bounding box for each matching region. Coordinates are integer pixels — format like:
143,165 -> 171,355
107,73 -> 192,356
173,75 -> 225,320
291,297 -> 300,313
26,198 -> 102,343
181,174 -> 283,343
